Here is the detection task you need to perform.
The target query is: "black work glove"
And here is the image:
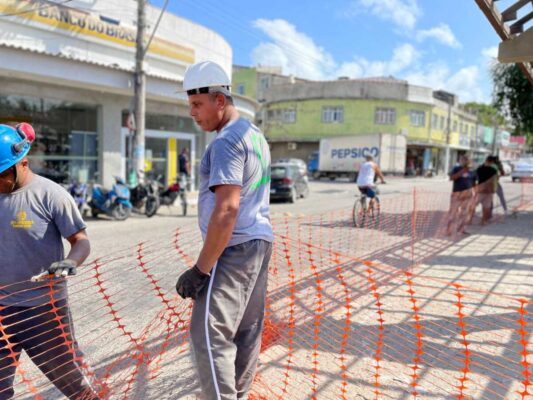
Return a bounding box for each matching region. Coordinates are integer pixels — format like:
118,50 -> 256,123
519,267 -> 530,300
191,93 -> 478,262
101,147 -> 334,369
176,265 -> 210,300
31,259 -> 77,282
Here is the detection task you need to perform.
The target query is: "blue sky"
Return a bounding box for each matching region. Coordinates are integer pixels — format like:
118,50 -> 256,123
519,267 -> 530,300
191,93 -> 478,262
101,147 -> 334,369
151,0 -> 502,103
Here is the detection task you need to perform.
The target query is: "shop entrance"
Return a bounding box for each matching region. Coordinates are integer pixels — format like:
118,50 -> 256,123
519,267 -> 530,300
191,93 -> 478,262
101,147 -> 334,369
122,129 -> 196,189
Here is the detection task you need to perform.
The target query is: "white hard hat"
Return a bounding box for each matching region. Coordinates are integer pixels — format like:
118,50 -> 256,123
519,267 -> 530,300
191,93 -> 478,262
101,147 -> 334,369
183,61 -> 231,96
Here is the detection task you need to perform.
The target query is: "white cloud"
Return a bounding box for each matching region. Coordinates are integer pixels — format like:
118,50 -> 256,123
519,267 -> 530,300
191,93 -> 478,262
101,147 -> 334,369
482,46 -> 498,59
447,65 -> 483,101
344,0 -> 421,30
252,19 -> 335,80
446,66 -> 485,102
341,44 -> 420,78
252,19 -> 418,80
403,61 -> 449,88
251,18 -> 489,102
417,24 -> 461,48
405,64 -> 487,102
334,62 -> 364,79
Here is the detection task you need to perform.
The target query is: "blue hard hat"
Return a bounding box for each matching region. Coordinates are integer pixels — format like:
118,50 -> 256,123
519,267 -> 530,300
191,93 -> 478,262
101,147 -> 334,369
0,123 -> 36,174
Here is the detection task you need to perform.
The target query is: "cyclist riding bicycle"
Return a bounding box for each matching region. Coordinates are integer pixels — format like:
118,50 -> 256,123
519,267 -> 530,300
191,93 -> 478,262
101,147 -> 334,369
357,154 -> 386,200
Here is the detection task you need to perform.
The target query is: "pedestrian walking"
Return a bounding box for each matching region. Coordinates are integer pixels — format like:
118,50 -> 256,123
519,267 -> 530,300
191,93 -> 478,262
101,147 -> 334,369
447,155 -> 476,235
475,156 -> 499,225
175,61 -> 274,400
178,147 -> 191,191
178,147 -> 191,177
0,123 -> 101,400
493,156 -> 508,214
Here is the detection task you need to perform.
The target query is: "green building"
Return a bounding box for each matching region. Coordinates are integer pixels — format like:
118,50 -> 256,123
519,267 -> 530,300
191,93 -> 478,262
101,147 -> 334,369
233,66 -> 488,175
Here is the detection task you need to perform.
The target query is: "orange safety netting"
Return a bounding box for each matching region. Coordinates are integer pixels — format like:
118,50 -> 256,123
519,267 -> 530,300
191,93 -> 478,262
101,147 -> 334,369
0,181 -> 532,399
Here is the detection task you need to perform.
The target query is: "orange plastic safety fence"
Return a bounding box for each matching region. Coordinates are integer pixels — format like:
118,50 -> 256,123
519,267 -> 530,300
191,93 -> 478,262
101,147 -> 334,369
0,181 -> 530,399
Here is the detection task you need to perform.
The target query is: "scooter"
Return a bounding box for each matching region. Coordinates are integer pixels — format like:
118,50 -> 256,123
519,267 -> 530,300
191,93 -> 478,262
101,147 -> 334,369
158,174 -> 188,216
68,181 -> 89,217
89,176 -> 132,221
130,173 -> 160,218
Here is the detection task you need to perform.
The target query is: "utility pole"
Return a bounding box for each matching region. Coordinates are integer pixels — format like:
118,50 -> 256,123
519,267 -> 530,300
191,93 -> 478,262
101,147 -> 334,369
444,96 -> 452,175
132,0 -> 147,184
491,119 -> 499,156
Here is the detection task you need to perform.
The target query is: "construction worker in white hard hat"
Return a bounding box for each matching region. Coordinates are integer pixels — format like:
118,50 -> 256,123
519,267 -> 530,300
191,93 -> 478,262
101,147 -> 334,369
176,61 -> 274,400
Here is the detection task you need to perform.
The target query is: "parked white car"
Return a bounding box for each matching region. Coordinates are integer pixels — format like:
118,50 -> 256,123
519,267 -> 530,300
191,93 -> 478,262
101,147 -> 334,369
511,157 -> 533,182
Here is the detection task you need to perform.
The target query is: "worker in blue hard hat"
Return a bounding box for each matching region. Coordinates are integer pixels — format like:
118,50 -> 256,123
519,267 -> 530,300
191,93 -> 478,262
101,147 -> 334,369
0,123 -> 102,399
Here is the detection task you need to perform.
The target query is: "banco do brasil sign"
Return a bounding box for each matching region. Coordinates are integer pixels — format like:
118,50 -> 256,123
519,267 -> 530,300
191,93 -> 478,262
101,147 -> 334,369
0,0 -> 195,63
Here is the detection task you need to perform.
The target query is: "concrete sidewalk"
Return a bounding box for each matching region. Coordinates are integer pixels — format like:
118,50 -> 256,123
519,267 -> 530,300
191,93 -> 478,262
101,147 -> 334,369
253,206 -> 533,400
419,209 -> 532,299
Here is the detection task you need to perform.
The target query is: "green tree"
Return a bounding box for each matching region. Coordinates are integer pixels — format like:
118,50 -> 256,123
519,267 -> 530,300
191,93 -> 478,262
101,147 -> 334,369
463,102 -> 504,126
492,64 -> 533,141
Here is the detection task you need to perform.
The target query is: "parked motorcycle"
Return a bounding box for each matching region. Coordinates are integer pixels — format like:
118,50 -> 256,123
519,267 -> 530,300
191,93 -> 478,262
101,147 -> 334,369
68,180 -> 89,217
89,176 -> 132,221
158,174 -> 188,216
130,173 -> 160,218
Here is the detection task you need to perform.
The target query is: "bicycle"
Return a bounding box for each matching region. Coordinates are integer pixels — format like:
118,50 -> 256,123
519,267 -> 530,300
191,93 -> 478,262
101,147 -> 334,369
352,185 -> 381,228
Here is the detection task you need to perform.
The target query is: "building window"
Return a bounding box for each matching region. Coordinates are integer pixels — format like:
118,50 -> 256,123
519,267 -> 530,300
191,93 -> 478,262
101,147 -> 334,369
453,120 -> 458,132
439,116 -> 445,130
431,114 -> 438,129
267,108 -> 296,124
236,83 -> 245,95
375,107 -> 396,125
259,76 -> 270,90
282,109 -> 296,124
0,95 -> 98,183
322,106 -> 344,123
267,109 -> 278,120
410,110 -> 425,127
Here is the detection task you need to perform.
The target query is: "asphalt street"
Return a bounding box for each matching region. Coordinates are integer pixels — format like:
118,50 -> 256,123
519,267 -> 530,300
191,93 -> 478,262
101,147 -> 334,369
85,176 -> 473,256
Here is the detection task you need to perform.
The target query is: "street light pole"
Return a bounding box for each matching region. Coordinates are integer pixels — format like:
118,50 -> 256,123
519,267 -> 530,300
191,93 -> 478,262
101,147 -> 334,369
132,0 -> 146,184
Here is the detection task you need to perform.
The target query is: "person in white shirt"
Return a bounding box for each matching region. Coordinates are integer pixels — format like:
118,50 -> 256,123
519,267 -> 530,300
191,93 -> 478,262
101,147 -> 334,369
356,155 -> 386,203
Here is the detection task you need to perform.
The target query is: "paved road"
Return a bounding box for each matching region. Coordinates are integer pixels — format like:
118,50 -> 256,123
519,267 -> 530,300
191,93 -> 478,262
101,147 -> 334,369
85,176 -> 523,257
85,176 -> 483,256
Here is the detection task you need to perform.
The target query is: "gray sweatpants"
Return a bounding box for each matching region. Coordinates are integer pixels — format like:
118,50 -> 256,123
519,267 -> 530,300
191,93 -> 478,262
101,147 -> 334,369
190,239 -> 272,400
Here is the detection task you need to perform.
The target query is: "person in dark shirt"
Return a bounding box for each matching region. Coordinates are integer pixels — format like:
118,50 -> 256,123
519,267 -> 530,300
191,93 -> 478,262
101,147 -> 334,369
178,147 -> 190,176
447,155 -> 476,235
475,156 -> 498,225
178,147 -> 191,192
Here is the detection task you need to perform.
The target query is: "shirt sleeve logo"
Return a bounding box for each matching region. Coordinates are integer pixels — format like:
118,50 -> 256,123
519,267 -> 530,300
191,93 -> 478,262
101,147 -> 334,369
11,211 -> 34,229
250,132 -> 271,190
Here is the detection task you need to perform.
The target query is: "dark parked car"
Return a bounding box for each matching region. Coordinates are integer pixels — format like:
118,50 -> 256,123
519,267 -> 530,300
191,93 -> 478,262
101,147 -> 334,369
274,158 -> 307,175
270,163 -> 309,203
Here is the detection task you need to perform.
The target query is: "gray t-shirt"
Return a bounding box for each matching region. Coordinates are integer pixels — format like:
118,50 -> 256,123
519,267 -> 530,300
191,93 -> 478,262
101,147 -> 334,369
198,118 -> 274,247
0,174 -> 86,307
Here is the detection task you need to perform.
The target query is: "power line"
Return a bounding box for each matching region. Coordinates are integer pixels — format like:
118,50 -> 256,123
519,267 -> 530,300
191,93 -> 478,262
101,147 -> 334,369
1,0 -> 334,81
0,0 -> 73,18
177,0 -> 332,75
143,0 -> 169,58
